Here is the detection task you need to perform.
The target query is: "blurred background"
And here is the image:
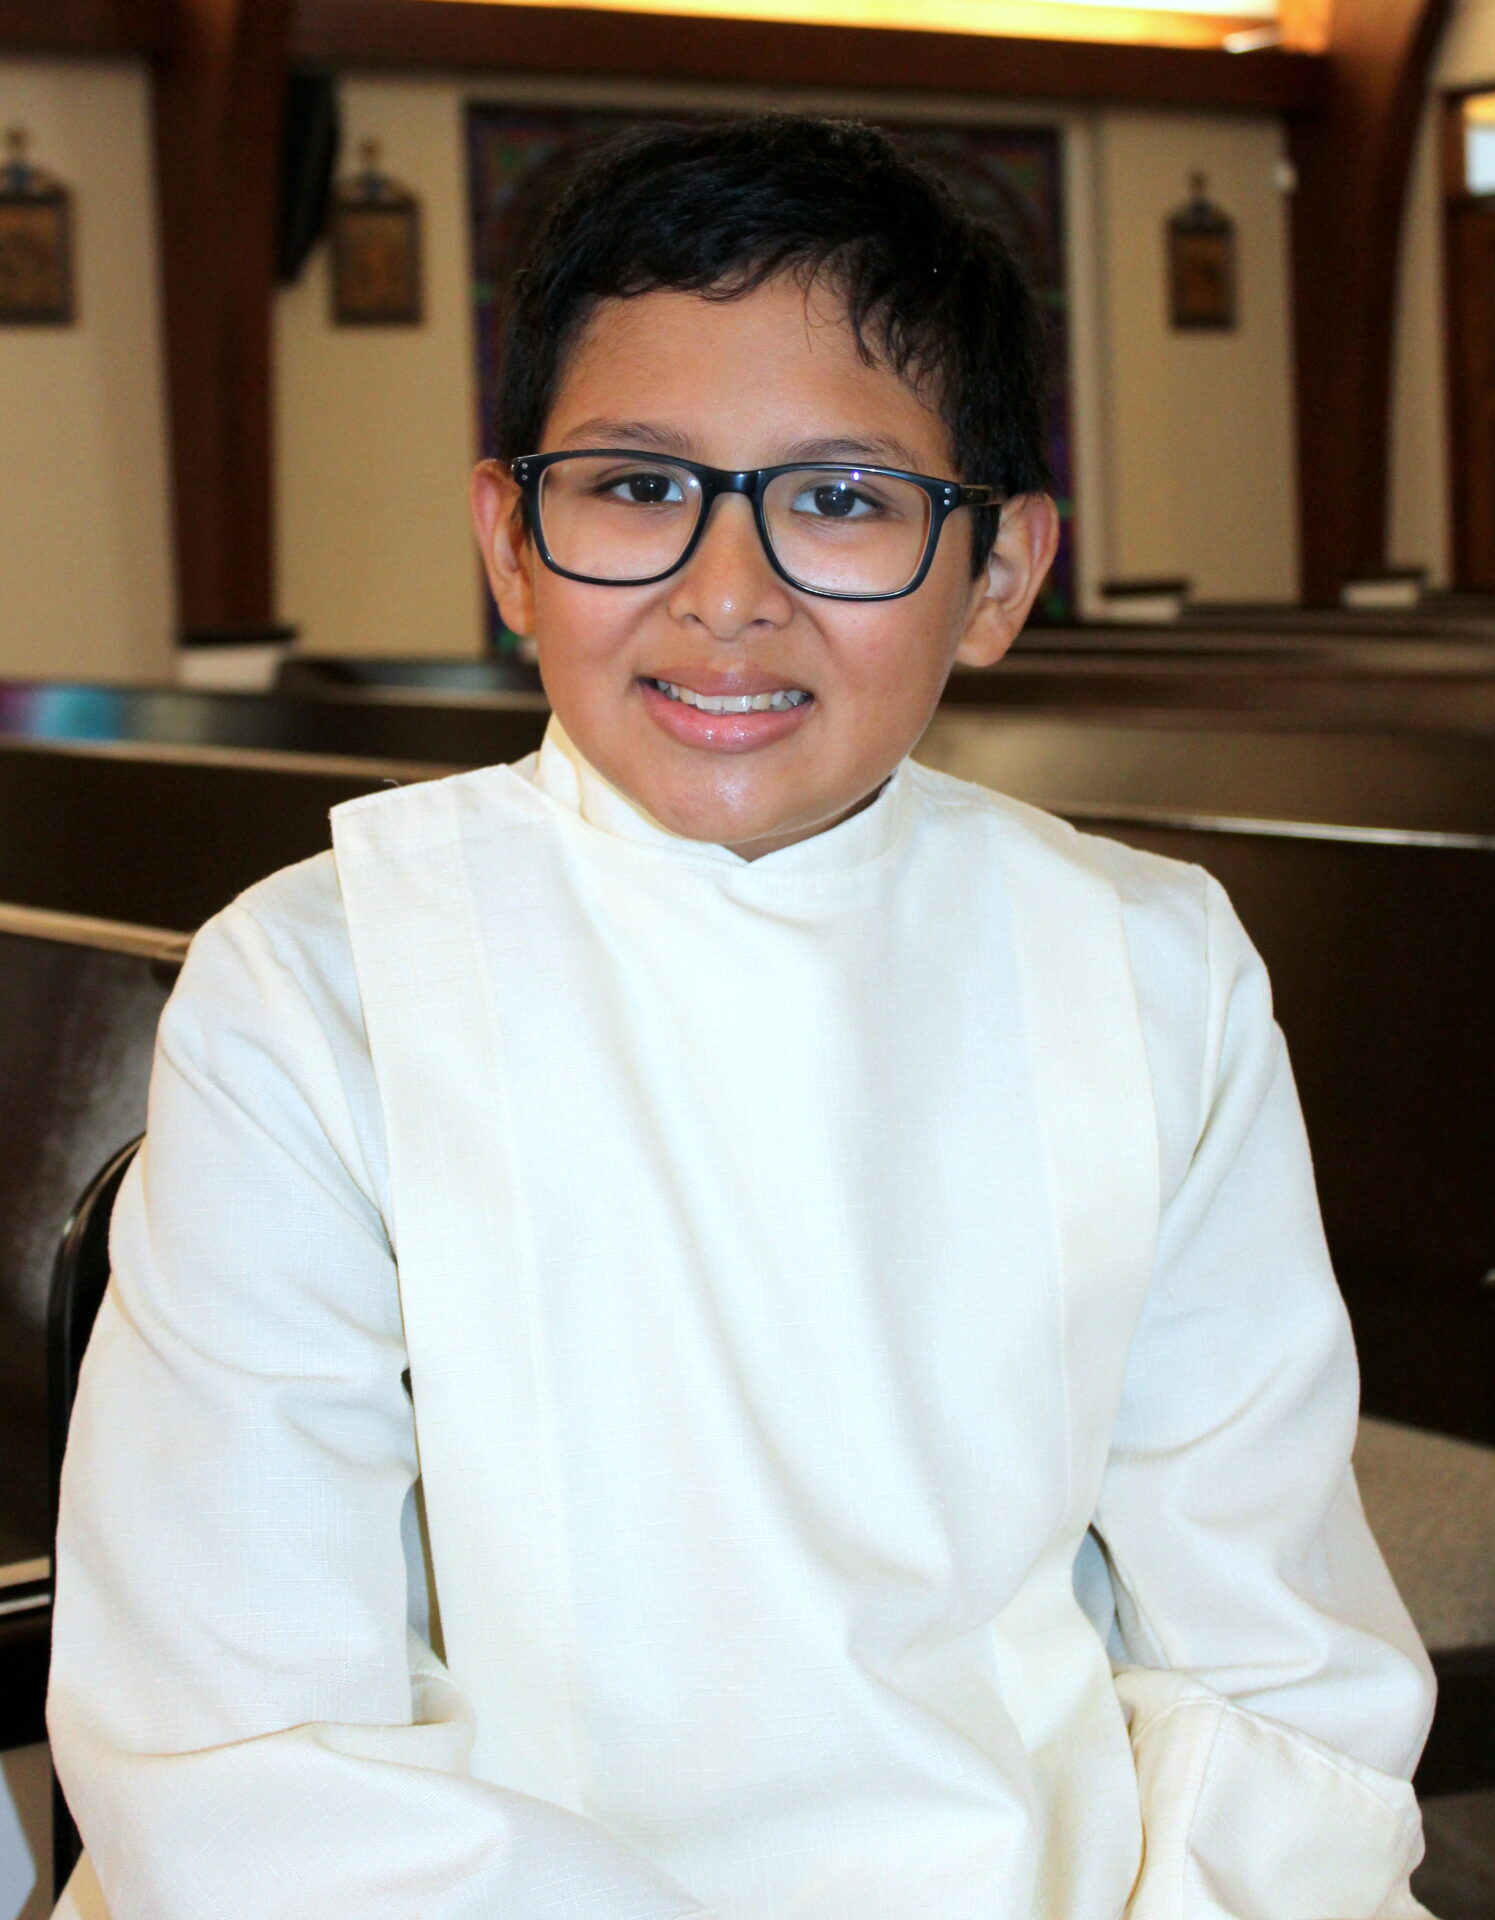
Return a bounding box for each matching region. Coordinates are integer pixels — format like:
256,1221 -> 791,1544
0,0 -> 1491,1914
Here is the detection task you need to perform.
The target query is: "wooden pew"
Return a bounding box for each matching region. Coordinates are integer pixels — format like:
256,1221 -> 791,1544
0,905 -> 183,1751
1015,624 -> 1495,660
0,716 -> 1487,1789
917,711 -> 1494,838
8,630 -> 1495,782
918,713 -> 1493,1449
0,679 -> 548,771
4,722 -> 1487,1445
920,712 -> 1495,1794
278,631 -> 1495,743
1182,595 -> 1495,642
276,654 -> 544,697
960,635 -> 1495,735
5,717 -> 1489,1441
0,740 -> 445,931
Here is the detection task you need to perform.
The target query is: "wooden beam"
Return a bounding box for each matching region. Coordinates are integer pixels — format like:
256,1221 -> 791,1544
1289,0 -> 1452,602
1278,0 -> 1332,52
0,0 -> 167,55
293,0 -> 1328,114
152,0 -> 295,641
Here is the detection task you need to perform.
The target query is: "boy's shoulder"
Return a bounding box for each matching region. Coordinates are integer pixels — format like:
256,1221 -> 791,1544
906,758 -> 1212,919
174,850 -> 359,1037
908,766 -> 1253,1200
201,761 -> 537,973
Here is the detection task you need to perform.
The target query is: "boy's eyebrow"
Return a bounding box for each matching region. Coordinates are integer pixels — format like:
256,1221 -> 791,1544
777,434 -> 927,469
553,422 -> 930,471
556,419 -> 695,455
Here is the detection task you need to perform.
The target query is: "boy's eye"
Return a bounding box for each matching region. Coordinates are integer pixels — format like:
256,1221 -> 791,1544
789,479 -> 881,520
598,468 -> 685,506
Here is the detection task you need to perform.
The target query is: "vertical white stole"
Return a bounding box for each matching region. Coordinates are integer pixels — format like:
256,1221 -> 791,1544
331,757 -> 1158,1911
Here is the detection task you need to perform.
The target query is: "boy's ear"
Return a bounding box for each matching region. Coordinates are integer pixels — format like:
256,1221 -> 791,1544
953,493 -> 1062,670
471,459 -> 537,637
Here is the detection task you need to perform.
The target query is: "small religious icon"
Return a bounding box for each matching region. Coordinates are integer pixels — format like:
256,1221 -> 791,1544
330,139 -> 422,326
1167,172 -> 1236,331
0,126 -> 75,325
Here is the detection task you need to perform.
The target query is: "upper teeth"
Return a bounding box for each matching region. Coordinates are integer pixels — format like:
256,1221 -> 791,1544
652,680 -> 810,713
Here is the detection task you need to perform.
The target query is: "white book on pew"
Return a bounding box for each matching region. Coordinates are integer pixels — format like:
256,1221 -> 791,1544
0,1559 -> 49,1621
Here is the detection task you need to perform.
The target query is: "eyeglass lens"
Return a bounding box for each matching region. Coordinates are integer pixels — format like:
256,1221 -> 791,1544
536,456 -> 936,596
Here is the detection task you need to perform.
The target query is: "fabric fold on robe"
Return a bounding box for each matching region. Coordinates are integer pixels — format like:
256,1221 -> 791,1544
48,721 -> 1435,1920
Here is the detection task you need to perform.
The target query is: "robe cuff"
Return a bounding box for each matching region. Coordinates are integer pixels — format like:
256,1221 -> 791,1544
51,1634 -> 715,1920
1115,1668 -> 1431,1920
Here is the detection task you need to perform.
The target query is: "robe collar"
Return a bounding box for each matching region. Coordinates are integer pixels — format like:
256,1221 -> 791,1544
526,715 -> 913,877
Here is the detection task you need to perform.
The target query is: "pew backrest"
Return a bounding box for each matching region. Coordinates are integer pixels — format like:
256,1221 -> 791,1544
0,906 -> 183,1574
0,681 -> 548,780
0,739 -> 453,930
2,720 -> 1487,1446
915,714 -> 1494,1446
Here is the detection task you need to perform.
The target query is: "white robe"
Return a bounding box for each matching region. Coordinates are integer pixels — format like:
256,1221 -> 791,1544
49,721 -> 1436,1920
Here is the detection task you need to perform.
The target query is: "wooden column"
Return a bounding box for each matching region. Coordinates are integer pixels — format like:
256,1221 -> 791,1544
1288,0 -> 1452,603
151,0 -> 294,641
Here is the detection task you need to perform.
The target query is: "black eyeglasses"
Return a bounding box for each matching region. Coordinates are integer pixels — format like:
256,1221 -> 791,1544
509,450 -> 1004,602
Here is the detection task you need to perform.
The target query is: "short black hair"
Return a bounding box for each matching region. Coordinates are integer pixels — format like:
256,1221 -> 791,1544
493,114 -> 1051,572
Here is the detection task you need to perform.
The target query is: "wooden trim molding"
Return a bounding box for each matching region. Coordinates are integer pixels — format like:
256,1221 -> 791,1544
0,0 -> 166,56
292,0 -> 1328,114
1289,0 -> 1454,603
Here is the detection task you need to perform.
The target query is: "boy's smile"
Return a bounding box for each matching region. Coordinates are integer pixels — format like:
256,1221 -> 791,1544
638,670 -> 815,753
473,276 -> 1058,860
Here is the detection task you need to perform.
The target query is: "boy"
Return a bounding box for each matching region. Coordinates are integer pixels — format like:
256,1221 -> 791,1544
49,117 -> 1435,1920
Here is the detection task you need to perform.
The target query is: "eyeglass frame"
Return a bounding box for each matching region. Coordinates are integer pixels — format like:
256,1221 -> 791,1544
508,450 -> 1006,603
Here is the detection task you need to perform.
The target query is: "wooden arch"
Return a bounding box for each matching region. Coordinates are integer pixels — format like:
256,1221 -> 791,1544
1288,0 -> 1455,601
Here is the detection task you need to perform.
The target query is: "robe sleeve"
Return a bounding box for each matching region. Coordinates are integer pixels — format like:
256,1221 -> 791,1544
46,897 -> 712,1920
1095,874 -> 1438,1920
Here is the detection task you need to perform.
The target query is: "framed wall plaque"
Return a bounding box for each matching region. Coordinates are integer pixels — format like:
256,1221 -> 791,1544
1167,173 -> 1236,331
0,127 -> 74,326
331,141 -> 422,326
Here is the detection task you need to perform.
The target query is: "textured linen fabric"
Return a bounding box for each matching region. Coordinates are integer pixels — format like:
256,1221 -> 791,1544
48,721 -> 1435,1920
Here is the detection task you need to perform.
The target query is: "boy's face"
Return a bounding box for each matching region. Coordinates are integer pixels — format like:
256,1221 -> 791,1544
473,276 -> 1058,860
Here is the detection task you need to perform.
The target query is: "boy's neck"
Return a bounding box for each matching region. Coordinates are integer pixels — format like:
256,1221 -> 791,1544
532,718 -> 900,867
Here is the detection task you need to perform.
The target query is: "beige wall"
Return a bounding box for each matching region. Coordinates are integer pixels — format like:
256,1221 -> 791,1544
274,77 -> 487,658
1389,0 -> 1495,585
1389,106 -> 1450,584
0,59 -> 174,683
1094,110 -> 1299,602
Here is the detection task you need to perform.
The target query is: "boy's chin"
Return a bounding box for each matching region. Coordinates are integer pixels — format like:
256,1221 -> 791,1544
646,774 -> 875,861
650,786 -> 795,853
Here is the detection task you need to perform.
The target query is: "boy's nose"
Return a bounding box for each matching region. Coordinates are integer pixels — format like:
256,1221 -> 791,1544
665,494 -> 794,640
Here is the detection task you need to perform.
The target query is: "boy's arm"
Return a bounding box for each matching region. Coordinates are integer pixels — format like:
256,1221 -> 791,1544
1095,874 -> 1436,1920
47,898 -> 710,1920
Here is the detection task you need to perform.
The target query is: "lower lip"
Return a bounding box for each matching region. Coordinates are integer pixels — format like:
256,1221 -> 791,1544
638,679 -> 814,753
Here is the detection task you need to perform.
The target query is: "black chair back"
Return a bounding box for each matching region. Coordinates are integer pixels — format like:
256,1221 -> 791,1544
46,1135 -> 141,1902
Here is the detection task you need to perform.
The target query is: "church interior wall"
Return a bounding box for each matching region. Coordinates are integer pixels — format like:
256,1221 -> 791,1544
274,72 -> 1303,651
0,58 -> 1307,678
1093,108 -> 1299,604
0,58 -> 175,686
273,76 -> 489,662
1390,0 -> 1495,588
1390,100 -> 1451,587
